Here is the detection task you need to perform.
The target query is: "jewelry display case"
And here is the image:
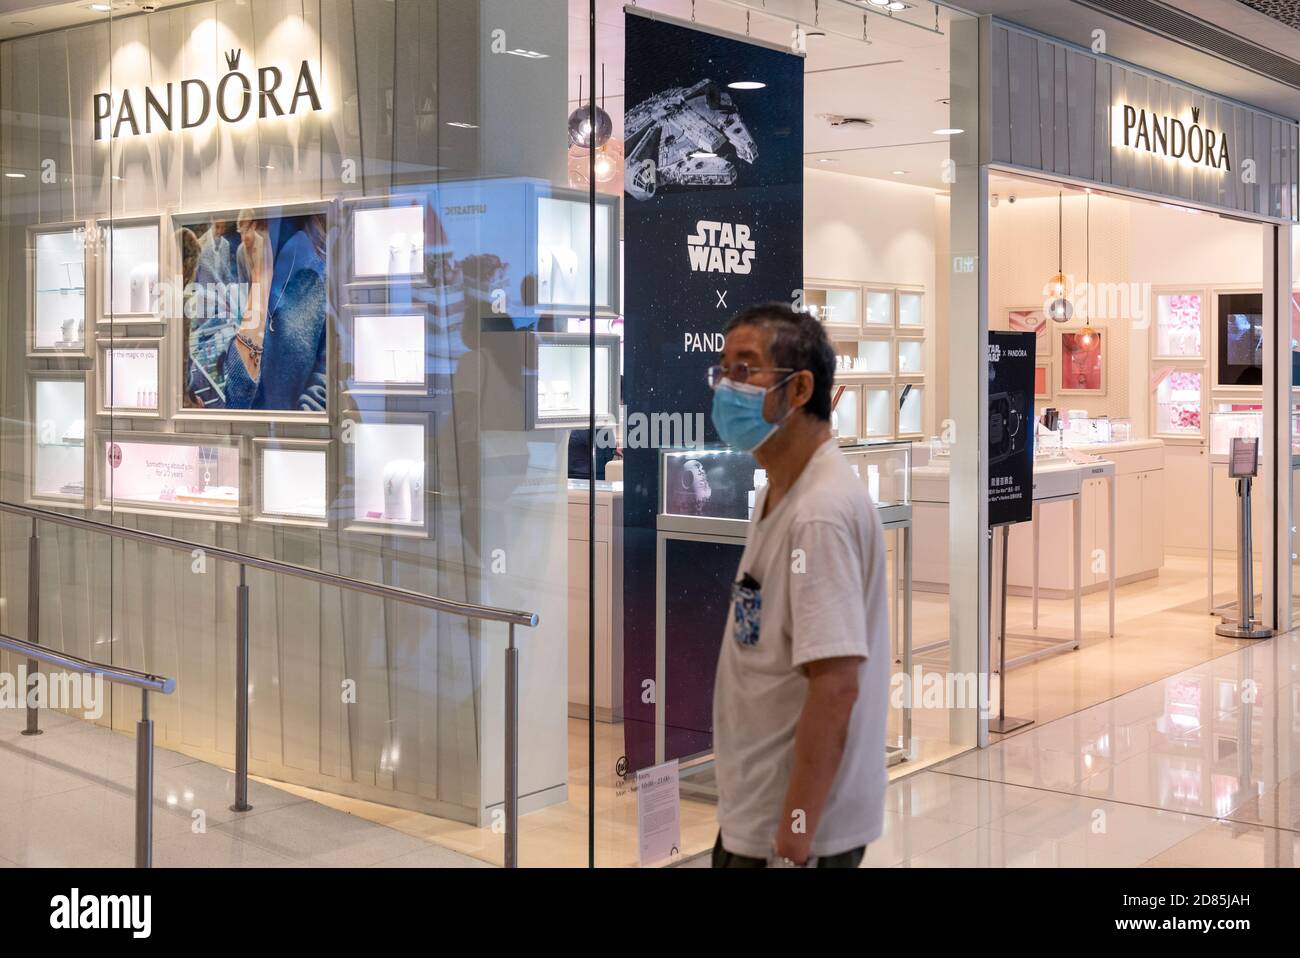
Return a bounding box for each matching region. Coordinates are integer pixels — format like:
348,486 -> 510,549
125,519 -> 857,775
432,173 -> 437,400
98,216 -> 162,322
341,415 -> 431,537
29,224 -> 89,355
97,340 -> 163,417
343,304 -> 431,396
346,197 -> 428,284
255,438 -> 331,527
97,433 -> 242,519
29,373 -> 87,505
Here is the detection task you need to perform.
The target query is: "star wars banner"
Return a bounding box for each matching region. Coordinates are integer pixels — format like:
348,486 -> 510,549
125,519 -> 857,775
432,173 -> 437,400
987,331 -> 1036,527
621,9 -> 803,773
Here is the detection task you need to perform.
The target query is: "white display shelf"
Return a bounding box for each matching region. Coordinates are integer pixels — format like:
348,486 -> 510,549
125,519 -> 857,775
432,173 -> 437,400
30,223 -> 89,356
28,374 -> 87,504
898,383 -> 924,436
896,338 -> 924,377
897,289 -> 924,329
348,200 -> 427,283
1152,368 -> 1204,439
97,340 -> 163,417
255,438 -> 331,527
805,282 -> 861,332
344,306 -> 429,396
833,385 -> 861,441
97,433 -> 242,520
99,217 -> 162,322
864,385 -> 894,438
1152,288 -> 1205,360
833,336 -> 891,377
343,415 -> 431,538
865,288 -> 894,328
536,189 -> 618,315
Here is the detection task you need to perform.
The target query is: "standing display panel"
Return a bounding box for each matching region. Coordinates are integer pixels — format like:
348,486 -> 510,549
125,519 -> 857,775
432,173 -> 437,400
621,10 -> 804,773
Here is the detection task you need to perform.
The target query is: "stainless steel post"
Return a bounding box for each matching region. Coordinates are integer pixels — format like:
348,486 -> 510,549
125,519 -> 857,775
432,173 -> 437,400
902,523 -> 913,752
1217,477 -> 1271,639
231,564 -> 252,811
505,623 -> 519,868
135,690 -> 154,868
989,524 -> 1032,734
23,518 -> 41,736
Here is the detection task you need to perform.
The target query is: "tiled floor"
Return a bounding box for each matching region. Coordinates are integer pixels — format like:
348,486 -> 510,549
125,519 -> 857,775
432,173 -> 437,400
876,628 -> 1300,867
0,706 -> 484,868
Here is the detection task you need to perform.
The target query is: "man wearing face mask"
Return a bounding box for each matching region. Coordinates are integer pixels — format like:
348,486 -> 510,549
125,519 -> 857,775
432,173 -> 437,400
707,302 -> 889,868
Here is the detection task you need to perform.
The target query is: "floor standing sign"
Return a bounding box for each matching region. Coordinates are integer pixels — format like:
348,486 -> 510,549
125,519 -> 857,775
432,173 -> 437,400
621,9 -> 804,773
987,331 -> 1036,733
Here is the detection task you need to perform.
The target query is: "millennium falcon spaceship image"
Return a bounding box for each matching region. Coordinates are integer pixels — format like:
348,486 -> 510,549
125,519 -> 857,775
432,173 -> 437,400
624,79 -> 758,201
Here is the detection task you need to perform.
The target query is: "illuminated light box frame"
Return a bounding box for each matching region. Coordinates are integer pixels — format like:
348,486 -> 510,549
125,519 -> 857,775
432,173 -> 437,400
254,437 -> 332,528
342,303 -> 432,397
170,200 -> 333,424
97,216 -> 164,324
340,413 -> 433,539
96,338 -> 165,418
26,371 -> 89,507
28,222 -> 91,358
95,432 -> 244,522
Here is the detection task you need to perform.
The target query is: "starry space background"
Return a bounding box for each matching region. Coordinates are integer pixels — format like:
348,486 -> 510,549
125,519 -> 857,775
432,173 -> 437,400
621,10 -> 804,772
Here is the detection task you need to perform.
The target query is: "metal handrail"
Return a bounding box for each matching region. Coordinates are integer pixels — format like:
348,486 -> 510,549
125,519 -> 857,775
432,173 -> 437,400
0,632 -> 174,692
0,497 -> 539,868
0,499 -> 537,627
0,631 -> 175,867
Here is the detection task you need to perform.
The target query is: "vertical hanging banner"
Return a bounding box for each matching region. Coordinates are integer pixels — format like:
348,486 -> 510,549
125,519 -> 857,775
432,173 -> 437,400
987,331 -> 1036,527
622,9 -> 804,773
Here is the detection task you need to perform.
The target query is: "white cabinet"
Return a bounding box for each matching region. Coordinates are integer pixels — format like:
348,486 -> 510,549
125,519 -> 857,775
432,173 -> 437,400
566,483 -> 623,722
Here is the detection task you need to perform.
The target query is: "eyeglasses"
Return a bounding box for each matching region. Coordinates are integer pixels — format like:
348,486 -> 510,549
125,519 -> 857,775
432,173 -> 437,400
707,363 -> 794,388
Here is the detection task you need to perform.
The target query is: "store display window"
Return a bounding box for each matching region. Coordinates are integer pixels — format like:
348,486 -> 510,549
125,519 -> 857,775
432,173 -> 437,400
343,416 -> 430,537
897,289 -> 924,329
1154,291 -> 1204,359
1153,368 -> 1203,438
865,288 -> 894,328
30,225 -> 88,354
863,385 -> 893,438
536,190 -> 617,314
29,375 -> 86,504
256,439 -> 331,526
344,306 -> 429,396
535,332 -> 620,429
896,338 -> 924,377
804,282 -> 861,331
897,382 -> 924,436
99,435 -> 241,518
98,341 -> 162,416
832,385 -> 861,441
99,218 -> 161,322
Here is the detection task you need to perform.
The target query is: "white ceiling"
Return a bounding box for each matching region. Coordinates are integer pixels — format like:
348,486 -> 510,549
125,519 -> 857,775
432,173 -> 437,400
571,0 -> 965,191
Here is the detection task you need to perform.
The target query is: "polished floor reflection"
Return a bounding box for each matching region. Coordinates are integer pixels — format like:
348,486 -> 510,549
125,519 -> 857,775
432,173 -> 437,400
876,628 -> 1300,867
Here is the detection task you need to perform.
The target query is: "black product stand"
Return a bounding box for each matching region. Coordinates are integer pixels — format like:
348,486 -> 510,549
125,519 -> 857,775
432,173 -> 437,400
989,523 -> 1033,734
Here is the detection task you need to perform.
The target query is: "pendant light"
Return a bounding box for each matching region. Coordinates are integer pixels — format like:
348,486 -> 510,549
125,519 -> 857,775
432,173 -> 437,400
567,71 -> 612,150
1078,192 -> 1097,347
1046,191 -> 1073,323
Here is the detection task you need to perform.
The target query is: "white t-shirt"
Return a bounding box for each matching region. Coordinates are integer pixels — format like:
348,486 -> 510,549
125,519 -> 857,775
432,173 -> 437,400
712,439 -> 890,859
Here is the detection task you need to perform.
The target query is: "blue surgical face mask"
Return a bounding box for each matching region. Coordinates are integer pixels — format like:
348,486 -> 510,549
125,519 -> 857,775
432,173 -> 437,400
710,374 -> 794,453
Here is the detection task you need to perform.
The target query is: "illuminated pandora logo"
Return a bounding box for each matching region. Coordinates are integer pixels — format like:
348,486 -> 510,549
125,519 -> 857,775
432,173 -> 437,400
93,48 -> 324,142
1113,104 -> 1231,172
687,220 -> 755,275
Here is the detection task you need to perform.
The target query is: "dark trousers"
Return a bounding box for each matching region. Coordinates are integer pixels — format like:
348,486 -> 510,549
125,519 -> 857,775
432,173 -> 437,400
711,833 -> 865,868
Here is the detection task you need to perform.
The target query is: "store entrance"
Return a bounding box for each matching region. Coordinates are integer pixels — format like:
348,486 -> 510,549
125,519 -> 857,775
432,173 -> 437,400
951,169 -> 1285,735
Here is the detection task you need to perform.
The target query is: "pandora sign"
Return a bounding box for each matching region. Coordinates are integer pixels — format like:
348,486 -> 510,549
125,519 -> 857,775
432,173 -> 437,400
1112,103 -> 1232,172
93,49 -> 323,142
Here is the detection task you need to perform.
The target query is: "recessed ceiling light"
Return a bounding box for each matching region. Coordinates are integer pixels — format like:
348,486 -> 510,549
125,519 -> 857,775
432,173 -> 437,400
806,29 -> 827,39
867,0 -> 891,6
888,1 -> 908,10
5,172 -> 25,178
727,81 -> 766,91
88,3 -> 113,12
814,158 -> 839,164
933,128 -> 964,136
446,121 -> 479,129
691,150 -> 718,159
892,170 -> 907,175
506,49 -> 550,59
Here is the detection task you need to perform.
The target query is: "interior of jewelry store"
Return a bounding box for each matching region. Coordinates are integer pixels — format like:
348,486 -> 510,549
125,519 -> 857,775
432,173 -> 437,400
0,0 -> 1295,869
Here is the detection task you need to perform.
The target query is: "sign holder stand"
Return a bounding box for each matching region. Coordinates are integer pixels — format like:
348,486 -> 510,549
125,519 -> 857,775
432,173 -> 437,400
1215,437 -> 1272,640
989,523 -> 1033,734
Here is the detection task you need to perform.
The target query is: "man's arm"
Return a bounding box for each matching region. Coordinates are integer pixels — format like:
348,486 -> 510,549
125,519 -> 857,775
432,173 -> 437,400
774,655 -> 861,864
